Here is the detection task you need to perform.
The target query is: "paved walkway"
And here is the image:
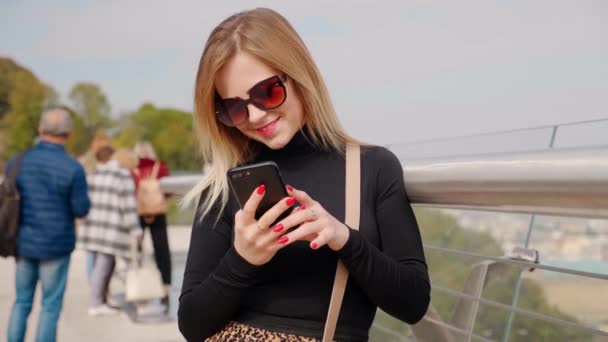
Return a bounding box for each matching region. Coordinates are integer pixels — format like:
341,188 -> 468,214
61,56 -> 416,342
0,226 -> 191,342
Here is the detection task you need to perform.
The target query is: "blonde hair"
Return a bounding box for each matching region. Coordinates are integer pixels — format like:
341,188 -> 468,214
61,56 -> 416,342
133,141 -> 158,160
183,8 -> 356,219
112,148 -> 138,169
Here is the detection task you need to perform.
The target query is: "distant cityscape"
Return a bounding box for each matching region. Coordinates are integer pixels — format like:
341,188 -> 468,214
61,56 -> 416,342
444,209 -> 608,266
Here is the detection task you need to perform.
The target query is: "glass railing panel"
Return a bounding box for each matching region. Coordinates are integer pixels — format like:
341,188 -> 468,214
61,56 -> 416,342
426,288 -> 463,327
507,313 -> 597,342
415,208 -> 533,258
389,127 -> 555,160
553,119 -> 608,149
370,309 -> 414,341
477,263 -> 522,307
517,270 -> 608,335
472,303 -> 511,341
526,215 -> 608,276
389,118 -> 608,161
424,248 -> 488,295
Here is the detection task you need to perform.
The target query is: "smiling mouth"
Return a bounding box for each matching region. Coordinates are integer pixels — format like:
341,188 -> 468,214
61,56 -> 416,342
255,117 -> 279,133
255,117 -> 280,136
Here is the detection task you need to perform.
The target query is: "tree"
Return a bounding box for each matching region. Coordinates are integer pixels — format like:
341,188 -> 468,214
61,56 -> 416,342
113,103 -> 200,171
68,82 -> 111,131
63,106 -> 93,157
0,57 -> 53,169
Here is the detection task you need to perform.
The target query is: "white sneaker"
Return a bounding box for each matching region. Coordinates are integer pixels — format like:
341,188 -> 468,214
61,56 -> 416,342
88,304 -> 120,316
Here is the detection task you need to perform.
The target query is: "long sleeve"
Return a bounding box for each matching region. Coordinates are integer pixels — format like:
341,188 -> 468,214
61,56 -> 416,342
336,148 -> 430,324
119,174 -> 140,232
178,197 -> 262,341
70,166 -> 91,218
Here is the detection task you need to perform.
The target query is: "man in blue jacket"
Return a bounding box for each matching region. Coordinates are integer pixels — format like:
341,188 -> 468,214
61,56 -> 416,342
6,108 -> 90,342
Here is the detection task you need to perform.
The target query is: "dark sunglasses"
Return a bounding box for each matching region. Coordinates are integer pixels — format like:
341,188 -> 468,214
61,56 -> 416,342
215,74 -> 288,127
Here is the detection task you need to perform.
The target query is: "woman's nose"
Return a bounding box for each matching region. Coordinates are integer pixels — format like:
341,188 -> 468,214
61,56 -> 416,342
247,104 -> 267,124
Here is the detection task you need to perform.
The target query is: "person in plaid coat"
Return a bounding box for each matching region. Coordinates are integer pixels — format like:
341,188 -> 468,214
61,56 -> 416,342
78,146 -> 141,316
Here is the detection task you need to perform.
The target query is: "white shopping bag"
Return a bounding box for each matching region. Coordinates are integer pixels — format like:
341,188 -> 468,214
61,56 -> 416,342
125,236 -> 165,302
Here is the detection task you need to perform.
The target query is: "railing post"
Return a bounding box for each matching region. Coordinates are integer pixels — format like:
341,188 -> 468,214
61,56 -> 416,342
501,215 -> 535,342
502,126 -> 558,342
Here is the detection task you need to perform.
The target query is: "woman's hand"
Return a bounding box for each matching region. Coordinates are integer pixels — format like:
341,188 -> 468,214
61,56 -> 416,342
276,185 -> 350,251
233,184 -> 297,265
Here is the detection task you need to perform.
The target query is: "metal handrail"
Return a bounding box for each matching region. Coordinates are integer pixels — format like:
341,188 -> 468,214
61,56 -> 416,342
403,147 -> 608,219
160,147 -> 608,219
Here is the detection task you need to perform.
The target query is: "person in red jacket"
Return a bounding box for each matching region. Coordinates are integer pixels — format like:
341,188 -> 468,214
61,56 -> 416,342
132,141 -> 172,314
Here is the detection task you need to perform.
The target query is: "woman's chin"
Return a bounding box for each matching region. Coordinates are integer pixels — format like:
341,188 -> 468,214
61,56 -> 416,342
263,136 -> 289,150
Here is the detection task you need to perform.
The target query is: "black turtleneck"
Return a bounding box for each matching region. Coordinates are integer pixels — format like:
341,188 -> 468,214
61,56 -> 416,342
178,130 -> 430,342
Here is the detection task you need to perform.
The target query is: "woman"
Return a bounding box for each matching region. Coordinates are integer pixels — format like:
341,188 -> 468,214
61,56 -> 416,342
78,146 -> 141,315
178,8 -> 430,342
132,141 -> 172,312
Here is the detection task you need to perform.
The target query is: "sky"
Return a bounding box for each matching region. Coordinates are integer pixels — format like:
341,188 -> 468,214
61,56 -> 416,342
1,0 -> 607,147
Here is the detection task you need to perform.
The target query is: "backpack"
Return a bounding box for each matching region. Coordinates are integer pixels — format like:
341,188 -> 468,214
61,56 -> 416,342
135,162 -> 167,215
0,154 -> 25,257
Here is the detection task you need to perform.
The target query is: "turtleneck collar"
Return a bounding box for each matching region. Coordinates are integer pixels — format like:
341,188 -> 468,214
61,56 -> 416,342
255,127 -> 323,161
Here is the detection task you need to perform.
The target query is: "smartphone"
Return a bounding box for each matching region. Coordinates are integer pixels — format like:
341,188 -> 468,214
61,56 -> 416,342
227,161 -> 291,223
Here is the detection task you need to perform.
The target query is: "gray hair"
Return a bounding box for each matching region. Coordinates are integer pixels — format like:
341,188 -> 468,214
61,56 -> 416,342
38,108 -> 73,136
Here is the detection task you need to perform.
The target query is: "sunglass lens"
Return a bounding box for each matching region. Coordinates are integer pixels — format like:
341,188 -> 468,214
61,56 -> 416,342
251,76 -> 286,110
215,98 -> 233,127
225,99 -> 248,126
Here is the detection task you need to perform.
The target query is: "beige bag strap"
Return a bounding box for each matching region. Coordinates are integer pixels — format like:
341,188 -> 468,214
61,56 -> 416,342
130,236 -> 140,268
322,143 -> 360,342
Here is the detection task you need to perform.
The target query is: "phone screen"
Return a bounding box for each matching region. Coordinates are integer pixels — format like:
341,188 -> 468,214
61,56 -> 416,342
227,161 -> 290,222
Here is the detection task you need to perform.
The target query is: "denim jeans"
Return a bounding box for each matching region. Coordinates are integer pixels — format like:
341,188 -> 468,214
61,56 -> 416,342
7,255 -> 71,342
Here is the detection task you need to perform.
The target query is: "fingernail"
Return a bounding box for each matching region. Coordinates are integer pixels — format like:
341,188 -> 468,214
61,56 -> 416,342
297,205 -> 306,211
277,236 -> 289,244
257,184 -> 266,195
286,197 -> 296,206
286,185 -> 294,192
272,224 -> 284,233
311,242 -> 318,249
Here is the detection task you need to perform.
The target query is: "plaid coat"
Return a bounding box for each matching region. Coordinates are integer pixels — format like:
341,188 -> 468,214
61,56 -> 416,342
77,160 -> 139,258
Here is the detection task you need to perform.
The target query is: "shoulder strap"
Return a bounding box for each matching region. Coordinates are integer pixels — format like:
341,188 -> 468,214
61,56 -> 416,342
323,143 -> 360,342
8,153 -> 26,181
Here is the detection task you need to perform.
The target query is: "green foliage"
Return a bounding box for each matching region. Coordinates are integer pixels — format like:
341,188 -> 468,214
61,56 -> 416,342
68,82 -> 111,130
0,57 -> 51,167
64,107 -> 94,157
113,103 -> 200,171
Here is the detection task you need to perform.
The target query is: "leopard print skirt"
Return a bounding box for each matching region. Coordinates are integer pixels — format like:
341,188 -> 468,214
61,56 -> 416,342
205,321 -> 320,342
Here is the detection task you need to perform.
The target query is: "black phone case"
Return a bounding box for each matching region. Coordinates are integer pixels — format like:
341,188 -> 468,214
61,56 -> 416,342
227,161 -> 290,223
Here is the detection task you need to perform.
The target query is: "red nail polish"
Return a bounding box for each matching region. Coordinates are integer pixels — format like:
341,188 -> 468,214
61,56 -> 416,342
311,242 -> 318,249
277,236 -> 289,244
286,185 -> 294,192
257,184 -> 266,195
272,224 -> 284,233
286,197 -> 296,206
297,205 -> 306,211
